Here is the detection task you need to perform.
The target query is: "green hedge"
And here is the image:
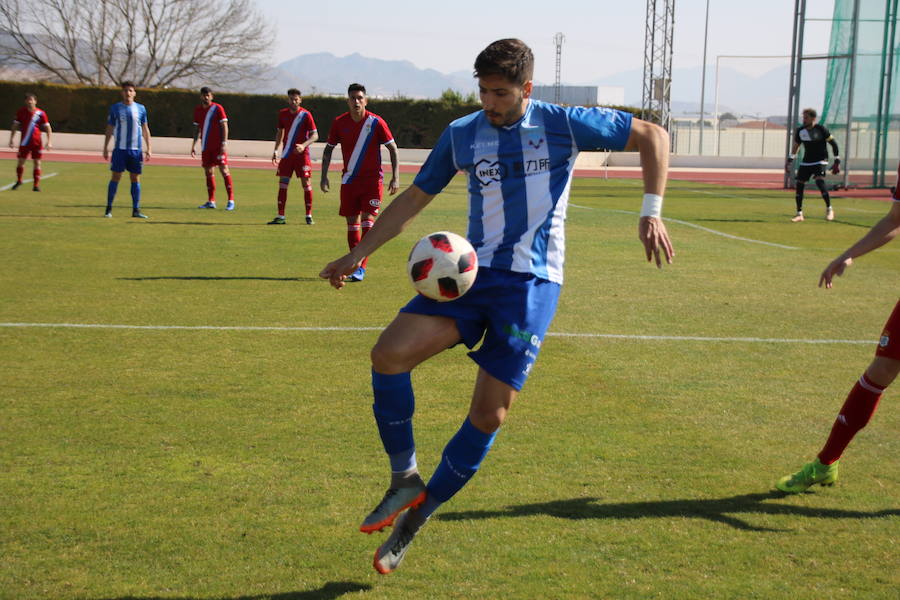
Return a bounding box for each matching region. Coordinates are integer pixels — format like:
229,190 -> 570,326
1,80 -> 641,148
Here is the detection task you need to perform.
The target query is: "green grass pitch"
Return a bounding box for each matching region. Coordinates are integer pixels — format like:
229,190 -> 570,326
1,160 -> 897,599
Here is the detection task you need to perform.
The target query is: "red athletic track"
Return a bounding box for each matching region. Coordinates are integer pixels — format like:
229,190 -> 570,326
2,149 -> 892,201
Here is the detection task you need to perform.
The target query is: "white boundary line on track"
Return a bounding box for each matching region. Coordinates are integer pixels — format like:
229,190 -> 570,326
0,172 -> 58,191
0,322 -> 873,345
570,203 -> 799,250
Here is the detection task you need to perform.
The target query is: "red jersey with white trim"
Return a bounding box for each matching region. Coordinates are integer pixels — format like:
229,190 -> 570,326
326,111 -> 394,183
14,106 -> 49,147
193,102 -> 228,152
277,107 -> 317,160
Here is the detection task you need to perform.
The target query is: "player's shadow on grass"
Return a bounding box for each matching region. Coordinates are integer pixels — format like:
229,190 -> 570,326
95,580 -> 371,600
437,492 -> 900,532
118,276 -> 321,282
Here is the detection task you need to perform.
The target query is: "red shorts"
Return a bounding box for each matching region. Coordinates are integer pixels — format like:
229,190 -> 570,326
202,149 -> 228,168
17,145 -> 42,160
339,177 -> 383,217
277,152 -> 311,178
875,298 -> 900,360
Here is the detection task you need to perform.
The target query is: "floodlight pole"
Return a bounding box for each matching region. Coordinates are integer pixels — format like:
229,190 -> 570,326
553,32 -> 565,104
699,0 -> 710,155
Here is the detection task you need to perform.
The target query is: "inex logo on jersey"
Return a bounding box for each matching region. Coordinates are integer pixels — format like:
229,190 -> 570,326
474,158 -> 505,186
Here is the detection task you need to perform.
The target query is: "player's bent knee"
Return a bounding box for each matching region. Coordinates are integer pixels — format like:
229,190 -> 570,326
468,408 -> 505,433
866,357 -> 900,387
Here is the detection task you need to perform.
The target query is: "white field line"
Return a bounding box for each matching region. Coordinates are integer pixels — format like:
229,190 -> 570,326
687,189 -> 884,214
0,322 -> 873,345
569,203 -> 799,250
0,172 -> 58,191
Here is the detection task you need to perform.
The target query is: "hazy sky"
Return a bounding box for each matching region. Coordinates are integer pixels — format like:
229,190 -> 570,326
255,0 -> 835,84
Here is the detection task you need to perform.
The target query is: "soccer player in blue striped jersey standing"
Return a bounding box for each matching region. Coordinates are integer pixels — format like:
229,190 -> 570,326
103,81 -> 152,219
320,38 -> 674,574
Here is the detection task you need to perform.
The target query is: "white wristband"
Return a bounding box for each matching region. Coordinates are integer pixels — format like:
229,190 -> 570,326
640,193 -> 663,218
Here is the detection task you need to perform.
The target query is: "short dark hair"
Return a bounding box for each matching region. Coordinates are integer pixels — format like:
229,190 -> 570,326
121,81 -> 136,90
348,83 -> 366,95
287,88 -> 302,97
24,92 -> 36,100
200,86 -> 212,94
802,108 -> 817,119
474,39 -> 534,86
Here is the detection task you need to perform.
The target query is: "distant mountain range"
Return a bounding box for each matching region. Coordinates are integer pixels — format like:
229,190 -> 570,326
254,52 -> 826,118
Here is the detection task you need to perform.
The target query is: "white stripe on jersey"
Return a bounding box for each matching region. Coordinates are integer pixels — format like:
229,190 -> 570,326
201,105 -> 217,152
21,110 -> 43,146
282,112 -> 306,159
341,116 -> 376,184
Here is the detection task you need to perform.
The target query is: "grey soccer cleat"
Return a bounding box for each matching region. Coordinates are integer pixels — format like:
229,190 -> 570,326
359,479 -> 426,534
373,510 -> 425,575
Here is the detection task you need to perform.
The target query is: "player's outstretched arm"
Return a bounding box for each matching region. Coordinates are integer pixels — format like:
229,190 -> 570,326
624,118 -> 674,267
820,200 -> 900,288
319,184 -> 436,289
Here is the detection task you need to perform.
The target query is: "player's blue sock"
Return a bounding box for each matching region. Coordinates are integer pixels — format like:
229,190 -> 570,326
371,370 -> 416,473
106,180 -> 118,210
422,417 -> 497,517
130,182 -> 141,210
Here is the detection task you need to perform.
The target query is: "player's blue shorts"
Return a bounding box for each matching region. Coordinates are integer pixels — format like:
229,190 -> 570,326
110,149 -> 143,174
400,267 -> 561,391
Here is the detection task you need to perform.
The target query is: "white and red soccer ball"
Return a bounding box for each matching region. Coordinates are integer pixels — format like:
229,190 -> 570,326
407,231 -> 478,301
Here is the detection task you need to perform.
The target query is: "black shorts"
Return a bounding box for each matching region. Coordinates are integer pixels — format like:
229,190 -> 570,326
796,164 -> 826,182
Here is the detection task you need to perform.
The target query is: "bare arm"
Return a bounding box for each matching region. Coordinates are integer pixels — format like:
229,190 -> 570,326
320,144 -> 334,192
142,122 -> 152,160
820,200 -> 900,288
385,141 -> 400,194
319,184 -> 436,288
787,141 -> 801,172
8,121 -> 17,147
191,124 -> 200,157
103,124 -> 114,160
295,129 -> 318,154
43,123 -> 51,149
272,128 -> 283,165
623,118 -> 674,267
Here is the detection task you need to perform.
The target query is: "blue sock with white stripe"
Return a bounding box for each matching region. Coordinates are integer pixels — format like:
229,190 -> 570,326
371,370 -> 416,473
421,417 -> 497,518
130,182 -> 141,211
106,181 -> 118,211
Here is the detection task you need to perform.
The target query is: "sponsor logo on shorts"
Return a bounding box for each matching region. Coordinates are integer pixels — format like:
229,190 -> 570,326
880,334 -> 890,348
504,323 -> 542,348
369,199 -> 380,207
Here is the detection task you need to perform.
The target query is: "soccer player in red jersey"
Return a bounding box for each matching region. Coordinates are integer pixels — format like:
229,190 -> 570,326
320,83 -> 400,281
191,87 -> 235,210
8,92 -> 51,191
269,88 -> 318,225
776,163 -> 900,493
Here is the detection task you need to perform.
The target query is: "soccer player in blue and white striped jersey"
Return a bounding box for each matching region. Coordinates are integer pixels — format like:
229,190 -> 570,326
320,38 -> 674,574
102,82 -> 152,219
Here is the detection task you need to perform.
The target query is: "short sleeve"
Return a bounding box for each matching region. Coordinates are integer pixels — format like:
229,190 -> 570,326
413,127 -> 457,195
305,111 -> 316,133
326,117 -> 340,146
217,104 -> 228,121
107,105 -> 116,126
567,106 -> 632,151
377,118 -> 394,145
793,128 -> 801,144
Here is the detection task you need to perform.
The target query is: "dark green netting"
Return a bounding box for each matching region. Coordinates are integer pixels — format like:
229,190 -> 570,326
811,0 -> 898,187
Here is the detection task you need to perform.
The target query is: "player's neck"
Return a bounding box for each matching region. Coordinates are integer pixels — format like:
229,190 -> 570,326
350,110 -> 367,123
